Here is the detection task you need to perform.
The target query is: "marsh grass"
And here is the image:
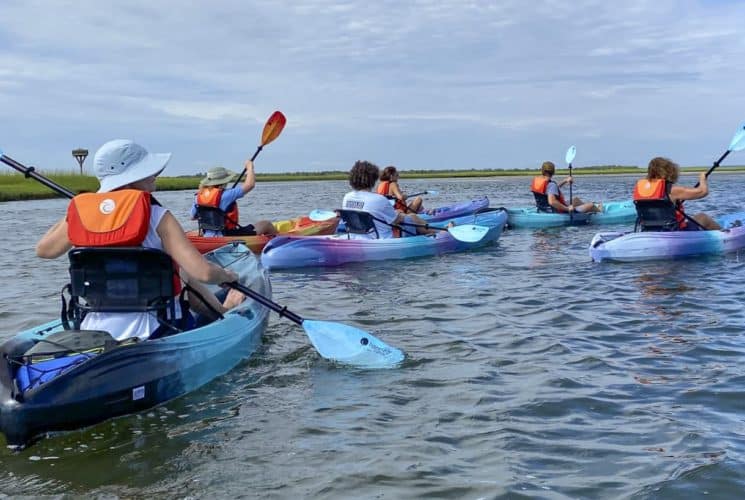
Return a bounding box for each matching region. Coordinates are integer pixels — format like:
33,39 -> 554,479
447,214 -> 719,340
1,166 -> 742,202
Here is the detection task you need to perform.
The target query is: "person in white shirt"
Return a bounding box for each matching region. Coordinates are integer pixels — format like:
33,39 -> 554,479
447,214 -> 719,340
341,161 -> 438,239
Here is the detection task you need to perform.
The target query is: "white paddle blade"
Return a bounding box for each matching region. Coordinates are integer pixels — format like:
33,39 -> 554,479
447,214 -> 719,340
425,190 -> 439,196
448,224 -> 489,242
565,145 -> 577,164
309,209 -> 338,222
303,319 -> 405,369
729,122 -> 745,152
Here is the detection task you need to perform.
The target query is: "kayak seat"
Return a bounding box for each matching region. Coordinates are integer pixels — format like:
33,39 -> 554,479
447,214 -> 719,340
533,192 -> 553,213
634,199 -> 680,231
63,247 -> 179,331
195,205 -> 227,233
337,209 -> 381,239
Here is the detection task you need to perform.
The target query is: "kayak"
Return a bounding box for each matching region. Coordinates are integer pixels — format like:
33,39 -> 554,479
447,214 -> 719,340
413,195 -> 490,222
187,215 -> 339,254
262,208 -> 508,270
336,196 -> 490,232
506,200 -> 636,229
589,211 -> 745,262
0,242 -> 270,448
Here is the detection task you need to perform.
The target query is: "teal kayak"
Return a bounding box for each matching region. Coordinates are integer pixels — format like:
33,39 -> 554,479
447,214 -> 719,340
0,242 -> 270,449
506,200 -> 636,229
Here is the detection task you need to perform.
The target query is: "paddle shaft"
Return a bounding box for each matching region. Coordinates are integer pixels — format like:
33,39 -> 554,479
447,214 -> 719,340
568,163 -> 573,221
1,154 -> 75,198
230,146 -> 263,189
226,282 -> 304,325
694,149 -> 731,188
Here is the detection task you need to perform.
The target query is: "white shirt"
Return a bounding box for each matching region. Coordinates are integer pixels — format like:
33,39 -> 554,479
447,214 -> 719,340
80,205 -> 176,341
342,190 -> 398,239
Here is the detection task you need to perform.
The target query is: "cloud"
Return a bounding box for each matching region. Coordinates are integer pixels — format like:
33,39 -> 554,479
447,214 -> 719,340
0,0 -> 743,173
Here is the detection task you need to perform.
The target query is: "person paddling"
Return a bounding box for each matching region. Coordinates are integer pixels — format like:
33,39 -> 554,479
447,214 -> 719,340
633,157 -> 720,231
531,161 -> 602,214
342,161 -> 441,238
36,139 -> 246,341
191,160 -> 277,237
377,165 -> 424,214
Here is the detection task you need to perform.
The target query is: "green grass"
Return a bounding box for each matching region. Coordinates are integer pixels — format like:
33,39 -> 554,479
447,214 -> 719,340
1,166 -> 744,202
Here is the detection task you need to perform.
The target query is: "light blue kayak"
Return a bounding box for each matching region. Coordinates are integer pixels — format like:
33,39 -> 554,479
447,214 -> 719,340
589,211 -> 745,262
0,242 -> 270,448
506,200 -> 636,229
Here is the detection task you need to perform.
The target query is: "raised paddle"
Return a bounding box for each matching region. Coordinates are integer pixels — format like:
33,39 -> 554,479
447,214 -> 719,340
230,110 -> 287,188
694,121 -> 745,188
0,150 -> 404,369
308,209 -> 490,243
226,282 -> 404,368
565,145 -> 576,221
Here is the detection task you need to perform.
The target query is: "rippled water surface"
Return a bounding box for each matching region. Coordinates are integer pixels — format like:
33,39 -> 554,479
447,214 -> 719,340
2,174 -> 745,498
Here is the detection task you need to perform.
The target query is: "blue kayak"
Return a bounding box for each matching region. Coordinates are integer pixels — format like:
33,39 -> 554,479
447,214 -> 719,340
0,242 -> 270,448
589,211 -> 745,262
506,200 -> 636,229
262,208 -> 507,270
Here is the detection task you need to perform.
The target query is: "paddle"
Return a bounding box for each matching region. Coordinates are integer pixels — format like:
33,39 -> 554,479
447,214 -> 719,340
226,282 -> 404,368
0,150 -> 404,369
230,110 -> 287,188
308,209 -> 490,243
407,190 -> 439,197
565,145 -> 576,221
694,121 -> 745,188
0,150 -> 76,197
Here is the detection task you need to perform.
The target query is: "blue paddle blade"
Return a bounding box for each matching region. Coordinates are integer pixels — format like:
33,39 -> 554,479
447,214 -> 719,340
565,145 -> 577,164
425,190 -> 439,195
309,209 -> 338,222
728,122 -> 745,151
302,319 -> 405,369
447,224 -> 489,242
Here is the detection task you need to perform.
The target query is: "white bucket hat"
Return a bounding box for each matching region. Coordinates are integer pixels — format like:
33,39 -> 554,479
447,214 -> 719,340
93,139 -> 172,192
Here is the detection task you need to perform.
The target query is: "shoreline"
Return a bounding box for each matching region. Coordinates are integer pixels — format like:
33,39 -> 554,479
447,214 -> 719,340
1,167 -> 743,202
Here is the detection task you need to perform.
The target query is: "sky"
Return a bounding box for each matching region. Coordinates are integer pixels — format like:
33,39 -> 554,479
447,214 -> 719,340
0,0 -> 744,175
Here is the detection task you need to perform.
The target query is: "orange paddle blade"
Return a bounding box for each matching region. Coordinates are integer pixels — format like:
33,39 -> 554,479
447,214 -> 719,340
261,111 -> 286,146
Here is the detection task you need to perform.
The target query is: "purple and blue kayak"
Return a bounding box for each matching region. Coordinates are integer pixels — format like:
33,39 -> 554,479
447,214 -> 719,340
263,208 -> 507,270
589,211 -> 745,262
336,196 -> 489,233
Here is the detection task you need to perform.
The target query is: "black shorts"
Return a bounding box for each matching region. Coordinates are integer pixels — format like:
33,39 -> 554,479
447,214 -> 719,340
223,224 -> 257,236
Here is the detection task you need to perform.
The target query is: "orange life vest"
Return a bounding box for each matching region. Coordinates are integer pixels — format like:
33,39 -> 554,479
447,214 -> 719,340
531,176 -> 566,210
377,181 -> 408,212
195,187 -> 240,230
66,189 -> 182,293
632,178 -> 687,229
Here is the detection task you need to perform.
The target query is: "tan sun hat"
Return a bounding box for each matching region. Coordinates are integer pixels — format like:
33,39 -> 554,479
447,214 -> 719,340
200,166 -> 239,187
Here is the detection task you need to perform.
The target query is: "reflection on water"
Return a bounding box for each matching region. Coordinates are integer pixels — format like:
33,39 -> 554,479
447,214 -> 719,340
2,175 -> 745,497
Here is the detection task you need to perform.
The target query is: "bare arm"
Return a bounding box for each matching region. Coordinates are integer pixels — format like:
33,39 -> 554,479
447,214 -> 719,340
548,193 -> 572,212
158,212 -> 236,284
389,181 -> 406,201
670,173 -> 709,202
36,217 -> 73,258
240,160 -> 256,195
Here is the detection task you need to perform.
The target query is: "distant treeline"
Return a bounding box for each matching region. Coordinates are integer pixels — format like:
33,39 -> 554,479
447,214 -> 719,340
1,166 -> 743,202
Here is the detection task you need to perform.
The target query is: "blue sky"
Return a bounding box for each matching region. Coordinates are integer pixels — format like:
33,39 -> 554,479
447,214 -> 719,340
0,0 -> 743,175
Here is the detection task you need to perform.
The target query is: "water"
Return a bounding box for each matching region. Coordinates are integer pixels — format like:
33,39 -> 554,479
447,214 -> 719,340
2,174 -> 745,498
